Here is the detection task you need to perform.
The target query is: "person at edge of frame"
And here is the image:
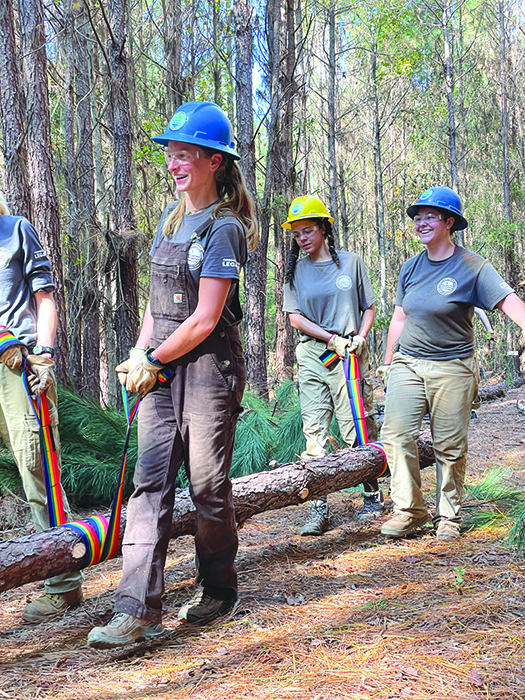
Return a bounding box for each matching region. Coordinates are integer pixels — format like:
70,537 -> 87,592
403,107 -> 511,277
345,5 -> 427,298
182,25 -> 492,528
376,185 -> 525,541
0,190 -> 84,623
282,194 -> 384,537
87,101 -> 258,649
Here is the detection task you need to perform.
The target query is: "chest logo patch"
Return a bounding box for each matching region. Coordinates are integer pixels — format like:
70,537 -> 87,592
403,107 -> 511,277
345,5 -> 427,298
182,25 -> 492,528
336,274 -> 352,291
437,277 -> 457,295
187,242 -> 204,270
0,247 -> 12,270
174,293 -> 183,304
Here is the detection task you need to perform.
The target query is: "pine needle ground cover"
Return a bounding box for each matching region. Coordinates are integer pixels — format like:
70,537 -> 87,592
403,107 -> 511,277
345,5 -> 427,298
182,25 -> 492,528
1,386 -> 525,699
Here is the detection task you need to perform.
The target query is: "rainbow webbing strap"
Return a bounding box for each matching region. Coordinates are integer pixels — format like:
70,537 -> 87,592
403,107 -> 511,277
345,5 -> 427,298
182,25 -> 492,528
64,386 -> 141,565
22,365 -> 67,527
22,361 -> 141,567
343,351 -> 369,446
342,350 -> 389,475
0,326 -> 23,356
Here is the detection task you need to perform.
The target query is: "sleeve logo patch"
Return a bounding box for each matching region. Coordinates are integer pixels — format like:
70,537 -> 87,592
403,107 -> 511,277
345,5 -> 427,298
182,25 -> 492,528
188,242 -> 204,270
0,247 -> 12,270
336,274 -> 352,291
222,258 -> 240,273
34,250 -> 46,259
437,277 -> 458,295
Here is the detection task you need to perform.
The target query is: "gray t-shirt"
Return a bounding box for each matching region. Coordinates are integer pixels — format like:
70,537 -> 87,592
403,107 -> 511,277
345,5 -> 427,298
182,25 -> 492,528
150,202 -> 247,325
0,215 -> 55,347
396,246 -> 513,360
283,251 -> 376,341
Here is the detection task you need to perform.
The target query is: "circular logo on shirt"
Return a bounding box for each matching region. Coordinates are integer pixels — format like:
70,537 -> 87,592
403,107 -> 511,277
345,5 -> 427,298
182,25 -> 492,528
187,242 -> 204,270
336,274 -> 352,291
0,247 -> 11,270
437,277 -> 457,295
169,112 -> 187,131
290,202 -> 303,216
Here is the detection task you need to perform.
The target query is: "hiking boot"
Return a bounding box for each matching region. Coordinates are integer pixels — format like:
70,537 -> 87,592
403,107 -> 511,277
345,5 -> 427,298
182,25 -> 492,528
356,489 -> 385,521
436,520 -> 461,541
300,499 -> 329,536
381,512 -> 428,538
177,587 -> 205,621
179,589 -> 238,625
87,612 -> 164,649
22,586 -> 83,624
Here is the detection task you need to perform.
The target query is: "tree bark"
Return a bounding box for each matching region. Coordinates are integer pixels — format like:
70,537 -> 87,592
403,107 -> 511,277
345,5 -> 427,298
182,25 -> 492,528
233,0 -> 269,397
19,0 -> 70,380
108,0 -> 139,360
0,434 -> 435,592
0,0 -> 32,220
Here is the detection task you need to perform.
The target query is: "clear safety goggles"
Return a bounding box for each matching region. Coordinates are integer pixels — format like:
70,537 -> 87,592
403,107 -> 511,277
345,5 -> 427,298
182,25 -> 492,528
413,212 -> 443,225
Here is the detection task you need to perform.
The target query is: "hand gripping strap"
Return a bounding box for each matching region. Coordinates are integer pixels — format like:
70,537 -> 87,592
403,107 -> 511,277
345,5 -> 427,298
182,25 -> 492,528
0,327 -> 23,357
343,350 -> 369,446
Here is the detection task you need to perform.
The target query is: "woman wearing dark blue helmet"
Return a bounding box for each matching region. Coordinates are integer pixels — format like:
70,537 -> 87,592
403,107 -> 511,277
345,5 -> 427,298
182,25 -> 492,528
378,186 -> 525,541
88,101 -> 257,648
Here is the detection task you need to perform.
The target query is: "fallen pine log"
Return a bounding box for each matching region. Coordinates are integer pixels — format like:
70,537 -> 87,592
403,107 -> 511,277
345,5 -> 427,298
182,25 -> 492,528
0,432 -> 435,593
477,377 -> 525,403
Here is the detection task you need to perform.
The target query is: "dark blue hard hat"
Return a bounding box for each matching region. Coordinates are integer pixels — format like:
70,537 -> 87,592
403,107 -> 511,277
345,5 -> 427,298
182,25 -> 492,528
151,101 -> 239,160
407,186 -> 468,231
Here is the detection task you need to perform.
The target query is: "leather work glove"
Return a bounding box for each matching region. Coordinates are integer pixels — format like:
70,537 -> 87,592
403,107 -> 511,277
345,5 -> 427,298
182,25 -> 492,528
348,334 -> 367,357
116,347 -> 147,386
326,334 -> 352,359
0,344 -> 26,370
125,350 -> 165,398
375,364 -> 391,384
26,355 -> 55,395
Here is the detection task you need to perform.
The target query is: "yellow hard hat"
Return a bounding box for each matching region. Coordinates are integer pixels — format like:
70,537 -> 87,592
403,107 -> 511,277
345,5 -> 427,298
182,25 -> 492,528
281,194 -> 334,229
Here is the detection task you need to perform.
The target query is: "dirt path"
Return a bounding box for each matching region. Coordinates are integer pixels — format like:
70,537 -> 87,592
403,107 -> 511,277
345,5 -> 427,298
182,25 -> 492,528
1,387 -> 525,700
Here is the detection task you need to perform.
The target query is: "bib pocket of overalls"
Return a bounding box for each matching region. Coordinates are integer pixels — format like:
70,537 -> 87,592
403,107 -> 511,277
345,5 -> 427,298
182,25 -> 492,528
150,261 -> 190,322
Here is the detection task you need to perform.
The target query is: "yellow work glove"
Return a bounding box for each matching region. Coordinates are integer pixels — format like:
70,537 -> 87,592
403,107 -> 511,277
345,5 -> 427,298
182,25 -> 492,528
348,334 -> 367,357
115,347 -> 147,386
126,350 -> 165,398
375,364 -> 391,384
326,334 -> 352,359
26,355 -> 55,395
0,344 -> 25,370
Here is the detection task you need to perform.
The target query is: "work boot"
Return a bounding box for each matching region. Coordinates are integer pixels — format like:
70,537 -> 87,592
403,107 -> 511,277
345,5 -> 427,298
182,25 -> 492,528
300,499 -> 329,536
436,520 -> 461,541
356,489 -> 385,521
87,612 -> 164,649
381,512 -> 428,538
178,588 -> 238,625
22,586 -> 83,624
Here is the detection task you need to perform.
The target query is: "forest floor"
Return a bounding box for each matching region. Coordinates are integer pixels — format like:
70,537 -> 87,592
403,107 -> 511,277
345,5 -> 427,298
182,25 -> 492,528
1,383 -> 525,700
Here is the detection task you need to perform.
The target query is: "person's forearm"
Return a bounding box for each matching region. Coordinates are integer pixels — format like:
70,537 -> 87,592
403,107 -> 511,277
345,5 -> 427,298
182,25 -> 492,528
358,305 -> 375,339
288,313 -> 333,343
135,302 -> 154,349
34,292 -> 57,347
496,293 -> 525,331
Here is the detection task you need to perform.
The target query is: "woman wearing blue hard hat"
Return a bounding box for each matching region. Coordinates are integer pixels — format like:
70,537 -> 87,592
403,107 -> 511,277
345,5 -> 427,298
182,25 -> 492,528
88,101 -> 257,648
378,186 -> 525,541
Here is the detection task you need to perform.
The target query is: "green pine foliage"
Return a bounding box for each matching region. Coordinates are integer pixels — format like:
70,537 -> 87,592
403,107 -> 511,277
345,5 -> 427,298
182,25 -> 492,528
0,382 -> 350,508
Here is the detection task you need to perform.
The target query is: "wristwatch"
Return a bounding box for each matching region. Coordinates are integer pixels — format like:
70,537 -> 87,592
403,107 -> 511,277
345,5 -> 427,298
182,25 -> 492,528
33,345 -> 55,357
146,349 -> 164,367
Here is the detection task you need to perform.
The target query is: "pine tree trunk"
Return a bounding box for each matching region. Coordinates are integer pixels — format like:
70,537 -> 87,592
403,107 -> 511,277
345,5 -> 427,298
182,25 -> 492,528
19,0 -> 70,381
0,0 -> 32,220
108,0 -> 139,359
0,434 -> 435,592
233,0 -> 268,397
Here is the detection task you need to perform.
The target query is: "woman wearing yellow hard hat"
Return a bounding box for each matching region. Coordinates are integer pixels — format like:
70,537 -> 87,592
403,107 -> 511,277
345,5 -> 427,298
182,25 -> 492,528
282,194 -> 384,535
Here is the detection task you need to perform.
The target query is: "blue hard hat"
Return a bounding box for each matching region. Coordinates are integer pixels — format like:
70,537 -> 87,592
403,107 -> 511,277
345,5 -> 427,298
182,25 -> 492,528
152,101 -> 240,160
407,186 -> 468,231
